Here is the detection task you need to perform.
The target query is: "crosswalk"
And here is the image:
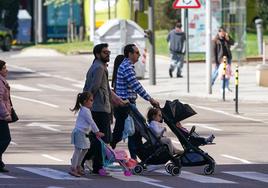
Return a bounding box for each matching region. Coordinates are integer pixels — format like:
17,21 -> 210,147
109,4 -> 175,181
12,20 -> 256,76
1,166 -> 267,185
10,84 -> 80,92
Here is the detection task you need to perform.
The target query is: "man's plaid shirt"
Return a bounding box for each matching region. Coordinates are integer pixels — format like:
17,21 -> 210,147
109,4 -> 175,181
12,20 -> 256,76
115,58 -> 151,102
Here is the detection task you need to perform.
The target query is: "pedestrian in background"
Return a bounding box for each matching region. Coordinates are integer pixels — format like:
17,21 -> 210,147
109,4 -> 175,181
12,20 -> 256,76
69,92 -> 104,177
110,44 -> 159,160
0,60 -> 12,173
212,26 -> 234,86
167,22 -> 186,78
82,43 -> 125,176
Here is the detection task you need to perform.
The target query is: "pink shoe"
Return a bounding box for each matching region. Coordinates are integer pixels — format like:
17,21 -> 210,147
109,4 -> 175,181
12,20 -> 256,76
98,168 -> 110,176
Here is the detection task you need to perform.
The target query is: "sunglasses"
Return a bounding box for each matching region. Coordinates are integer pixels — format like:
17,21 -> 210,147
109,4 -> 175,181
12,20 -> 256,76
134,51 -> 140,55
102,50 -> 111,55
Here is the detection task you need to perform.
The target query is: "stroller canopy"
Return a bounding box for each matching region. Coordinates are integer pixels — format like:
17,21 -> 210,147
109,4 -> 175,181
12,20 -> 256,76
162,99 -> 197,123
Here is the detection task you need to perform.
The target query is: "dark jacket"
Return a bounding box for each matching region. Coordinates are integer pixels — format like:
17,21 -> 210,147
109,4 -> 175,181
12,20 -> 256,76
167,29 -> 186,54
83,59 -> 111,113
213,34 -> 234,66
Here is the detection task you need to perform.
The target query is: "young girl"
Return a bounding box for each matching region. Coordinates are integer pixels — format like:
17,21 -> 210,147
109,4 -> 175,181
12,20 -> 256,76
218,56 -> 233,92
147,107 -> 183,155
69,92 -> 104,177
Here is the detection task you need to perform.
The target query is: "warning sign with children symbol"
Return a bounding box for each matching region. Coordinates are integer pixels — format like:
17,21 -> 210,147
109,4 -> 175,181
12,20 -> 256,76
172,0 -> 201,9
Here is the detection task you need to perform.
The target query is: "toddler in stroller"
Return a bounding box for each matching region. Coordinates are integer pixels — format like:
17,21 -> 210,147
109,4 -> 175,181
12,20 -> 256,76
176,122 -> 215,147
147,107 -> 183,155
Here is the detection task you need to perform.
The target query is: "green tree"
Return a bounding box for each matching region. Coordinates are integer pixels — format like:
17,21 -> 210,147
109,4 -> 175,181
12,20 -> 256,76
0,0 -> 19,37
155,0 -> 181,30
256,0 -> 268,29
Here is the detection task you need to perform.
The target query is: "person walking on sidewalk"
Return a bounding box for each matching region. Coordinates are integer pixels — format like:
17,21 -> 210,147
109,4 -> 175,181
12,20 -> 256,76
69,92 -> 104,177
82,43 -> 125,175
167,22 -> 186,78
212,26 -> 234,86
0,60 -> 12,173
110,44 -> 159,160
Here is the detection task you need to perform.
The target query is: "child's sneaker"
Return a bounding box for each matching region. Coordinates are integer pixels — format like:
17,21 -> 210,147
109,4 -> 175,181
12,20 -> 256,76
98,168 -> 110,176
206,134 -> 215,143
84,160 -> 93,173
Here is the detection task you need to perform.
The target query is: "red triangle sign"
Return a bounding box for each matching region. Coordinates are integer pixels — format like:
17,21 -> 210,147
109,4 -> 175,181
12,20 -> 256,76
173,0 -> 201,9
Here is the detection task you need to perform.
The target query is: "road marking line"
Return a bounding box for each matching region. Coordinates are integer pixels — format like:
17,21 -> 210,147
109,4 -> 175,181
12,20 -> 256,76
222,171 -> 268,183
180,171 -> 236,184
0,174 -> 16,179
26,123 -> 61,132
10,84 -> 42,92
17,167 -> 89,180
10,141 -> 18,145
41,154 -> 63,162
37,84 -> 77,92
72,83 -> 84,88
8,64 -> 36,73
184,123 -> 222,131
156,170 -> 236,184
221,154 -> 252,164
189,104 -> 266,123
111,171 -> 172,188
9,65 -> 82,84
11,95 -> 59,108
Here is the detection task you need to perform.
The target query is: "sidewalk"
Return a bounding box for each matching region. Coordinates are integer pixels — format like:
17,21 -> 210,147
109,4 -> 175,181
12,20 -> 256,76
141,55 -> 268,103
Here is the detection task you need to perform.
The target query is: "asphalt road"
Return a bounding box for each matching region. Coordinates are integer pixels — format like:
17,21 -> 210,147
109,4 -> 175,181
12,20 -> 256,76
0,50 -> 267,188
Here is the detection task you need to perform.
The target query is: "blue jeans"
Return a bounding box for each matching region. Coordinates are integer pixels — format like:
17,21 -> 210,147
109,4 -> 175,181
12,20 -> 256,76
169,53 -> 184,76
211,58 -> 232,86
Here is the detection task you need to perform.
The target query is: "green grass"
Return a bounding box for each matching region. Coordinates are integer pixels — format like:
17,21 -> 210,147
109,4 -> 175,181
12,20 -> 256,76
17,40 -> 94,54
156,30 -> 268,60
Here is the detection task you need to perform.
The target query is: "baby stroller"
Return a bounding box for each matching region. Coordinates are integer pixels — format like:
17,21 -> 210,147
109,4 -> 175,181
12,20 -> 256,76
161,99 -> 216,175
98,138 -> 136,176
128,100 -> 215,176
128,104 -> 182,176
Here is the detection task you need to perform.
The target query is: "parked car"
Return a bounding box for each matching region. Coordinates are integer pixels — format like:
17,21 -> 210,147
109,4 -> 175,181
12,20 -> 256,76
0,24 -> 12,51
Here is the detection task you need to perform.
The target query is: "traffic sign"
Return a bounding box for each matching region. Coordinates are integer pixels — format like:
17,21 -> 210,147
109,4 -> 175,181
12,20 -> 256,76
173,0 -> 201,9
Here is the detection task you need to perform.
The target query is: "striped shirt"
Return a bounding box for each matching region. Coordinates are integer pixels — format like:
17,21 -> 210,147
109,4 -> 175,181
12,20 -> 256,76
115,58 -> 151,102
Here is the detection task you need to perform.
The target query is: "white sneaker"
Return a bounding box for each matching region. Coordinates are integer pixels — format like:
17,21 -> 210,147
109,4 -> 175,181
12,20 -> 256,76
84,160 -> 93,173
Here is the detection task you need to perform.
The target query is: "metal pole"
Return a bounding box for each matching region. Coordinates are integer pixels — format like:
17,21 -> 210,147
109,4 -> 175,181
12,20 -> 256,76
33,0 -> 43,44
206,0 -> 212,94
108,0 -> 111,19
185,9 -> 190,93
148,0 -> 156,85
90,0 -> 95,42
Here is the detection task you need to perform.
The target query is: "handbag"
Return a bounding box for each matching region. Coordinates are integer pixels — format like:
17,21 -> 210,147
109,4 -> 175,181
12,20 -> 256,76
9,108 -> 19,123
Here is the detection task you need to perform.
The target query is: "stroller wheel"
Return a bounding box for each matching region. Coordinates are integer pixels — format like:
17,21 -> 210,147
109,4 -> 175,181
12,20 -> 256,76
204,165 -> 215,175
133,164 -> 144,175
171,166 -> 181,176
165,163 -> 174,174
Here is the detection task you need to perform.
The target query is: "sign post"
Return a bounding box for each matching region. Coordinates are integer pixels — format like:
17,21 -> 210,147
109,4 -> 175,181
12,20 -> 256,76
172,0 -> 201,93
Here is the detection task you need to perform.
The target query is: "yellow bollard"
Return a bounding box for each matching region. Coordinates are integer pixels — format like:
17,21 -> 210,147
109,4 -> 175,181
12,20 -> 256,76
235,64 -> 239,113
222,56 -> 227,101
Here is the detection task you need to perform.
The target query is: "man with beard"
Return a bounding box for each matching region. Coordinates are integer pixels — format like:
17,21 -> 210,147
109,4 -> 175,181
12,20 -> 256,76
82,43 -> 125,175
